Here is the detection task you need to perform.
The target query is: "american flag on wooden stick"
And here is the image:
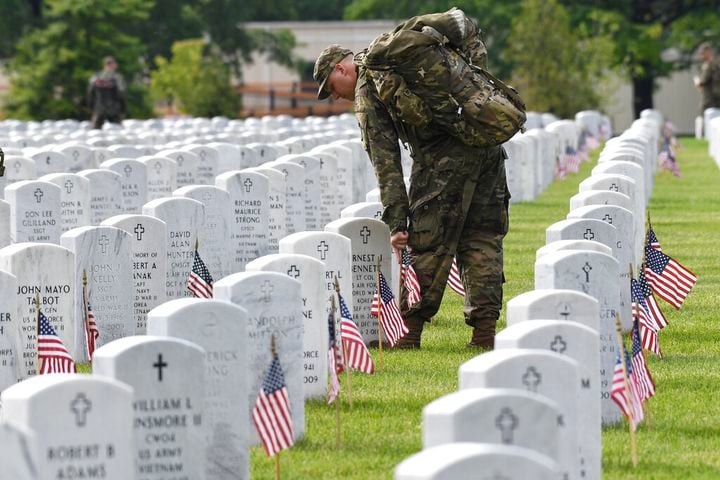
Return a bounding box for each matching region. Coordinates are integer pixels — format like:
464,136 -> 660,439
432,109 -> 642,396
631,318 -> 656,402
631,277 -> 661,356
644,246 -> 696,309
401,249 -> 421,307
646,227 -> 662,251
38,309 -> 76,374
338,293 -> 374,374
610,347 -> 643,431
188,247 -> 214,298
253,349 -> 295,457
637,271 -> 668,330
371,271 -> 408,347
447,257 -> 465,297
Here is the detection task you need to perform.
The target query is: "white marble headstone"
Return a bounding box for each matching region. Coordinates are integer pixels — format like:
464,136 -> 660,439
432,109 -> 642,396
93,336 -> 206,480
3,156 -> 36,184
147,299 -> 249,480
142,197 -> 205,300
39,173 -> 91,233
246,254 -> 328,399
214,272 -> 305,443
0,271 -> 18,391
215,170 -> 270,272
282,154 -> 322,230
0,243 -> 76,379
1,375 -> 135,480
28,150 -> 68,177
184,144 -> 219,185
100,158 -> 148,213
0,421 -> 38,480
506,289 -> 600,333
60,226 -> 133,362
78,169 -> 123,225
101,214 -> 167,334
139,156 -> 178,201
4,180 -> 62,244
158,149 -> 198,187
0,200 -> 9,248
341,201 -> 383,220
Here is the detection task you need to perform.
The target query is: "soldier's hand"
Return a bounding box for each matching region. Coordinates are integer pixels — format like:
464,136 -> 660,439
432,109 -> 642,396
391,231 -> 409,258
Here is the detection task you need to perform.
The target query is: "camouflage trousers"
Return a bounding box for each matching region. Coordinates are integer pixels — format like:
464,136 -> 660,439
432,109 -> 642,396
402,145 -> 508,341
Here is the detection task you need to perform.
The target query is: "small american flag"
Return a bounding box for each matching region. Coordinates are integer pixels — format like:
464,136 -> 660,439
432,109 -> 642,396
37,310 -> 76,374
565,145 -> 580,173
327,311 -> 342,404
371,271 -> 409,347
644,246 -> 696,309
253,351 -> 295,457
447,257 -> 465,297
646,227 -> 661,251
586,135 -> 600,150
188,248 -> 214,298
631,278 -> 661,356
401,249 -> 421,307
339,294 -> 374,374
84,298 -> 100,362
638,271 -> 668,329
631,318 -> 656,402
554,160 -> 567,180
610,347 -> 643,431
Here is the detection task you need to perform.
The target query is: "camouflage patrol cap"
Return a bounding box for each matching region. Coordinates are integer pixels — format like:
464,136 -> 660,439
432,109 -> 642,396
314,45 -> 353,100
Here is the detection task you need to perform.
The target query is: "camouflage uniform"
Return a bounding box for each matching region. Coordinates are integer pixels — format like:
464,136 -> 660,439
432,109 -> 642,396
354,64 -> 508,348
699,58 -> 720,110
87,70 -> 127,129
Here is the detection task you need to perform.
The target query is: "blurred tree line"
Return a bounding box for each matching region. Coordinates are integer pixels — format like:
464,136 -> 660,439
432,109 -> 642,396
1,0 -> 718,120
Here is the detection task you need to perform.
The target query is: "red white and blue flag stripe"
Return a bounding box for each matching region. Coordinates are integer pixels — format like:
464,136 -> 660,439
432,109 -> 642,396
371,271 -> 408,347
253,351 -> 295,457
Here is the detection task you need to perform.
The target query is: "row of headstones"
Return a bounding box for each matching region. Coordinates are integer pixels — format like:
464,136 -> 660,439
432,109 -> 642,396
0,215 -> 404,478
702,107 -> 720,166
0,113 -> 359,146
525,110 -> 613,140
0,134 -> 379,206
394,112 -> 668,479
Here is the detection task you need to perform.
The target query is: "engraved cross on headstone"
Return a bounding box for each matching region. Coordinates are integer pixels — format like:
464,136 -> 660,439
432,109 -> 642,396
261,280 -> 274,302
550,335 -> 567,353
319,157 -> 324,169
176,155 -> 184,166
360,226 -> 371,244
154,161 -> 162,174
199,150 -> 207,161
558,302 -> 571,318
609,183 -> 619,192
202,191 -> 213,203
14,161 -> 21,173
494,407 -> 518,444
70,393 -> 92,427
72,150 -> 80,161
34,188 -> 43,203
317,241 -> 329,260
582,262 -> 592,282
243,178 -> 253,193
582,228 -> 595,240
123,164 -> 132,177
522,366 -> 542,392
602,214 -> 613,224
98,234 -> 110,254
287,265 -> 300,278
134,224 -> 145,241
153,353 -> 168,382
65,180 -> 74,194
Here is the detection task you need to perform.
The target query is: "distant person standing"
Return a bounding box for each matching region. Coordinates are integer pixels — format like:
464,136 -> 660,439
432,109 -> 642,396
87,56 -> 127,129
695,43 -> 720,112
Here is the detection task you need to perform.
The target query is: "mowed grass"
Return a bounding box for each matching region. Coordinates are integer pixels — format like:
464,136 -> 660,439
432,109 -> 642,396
249,138 -> 720,479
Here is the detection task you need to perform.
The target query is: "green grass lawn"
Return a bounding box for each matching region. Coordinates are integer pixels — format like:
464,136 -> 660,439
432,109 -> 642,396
250,138 -> 720,479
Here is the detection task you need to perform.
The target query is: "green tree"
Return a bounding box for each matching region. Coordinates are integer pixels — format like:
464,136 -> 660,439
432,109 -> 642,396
343,0 -> 520,79
150,39 -> 240,117
506,0 -> 614,118
562,0 -> 720,117
4,0 -> 153,120
0,0 -> 43,59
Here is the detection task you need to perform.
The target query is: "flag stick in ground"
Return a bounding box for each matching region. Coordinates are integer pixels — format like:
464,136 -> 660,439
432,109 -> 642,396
396,248 -> 403,309
329,293 -> 342,450
333,277 -> 352,407
375,255 -> 383,372
615,313 -> 639,468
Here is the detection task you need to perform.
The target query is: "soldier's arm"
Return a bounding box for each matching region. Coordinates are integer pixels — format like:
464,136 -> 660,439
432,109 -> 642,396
356,95 -> 409,233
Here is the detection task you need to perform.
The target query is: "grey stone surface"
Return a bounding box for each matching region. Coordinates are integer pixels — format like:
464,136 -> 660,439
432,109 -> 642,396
38,173 -> 91,233
282,154 -> 322,231
0,271 -> 18,391
249,167 -> 286,254
101,214 -> 167,334
4,180 -> 62,244
0,421 -> 38,480
78,169 -> 123,225
147,298 -> 249,480
0,375 -> 135,480
100,158 -> 148,214
158,149 -> 198,187
93,336 -> 206,480
0,243 -> 76,379
139,156 -> 178,202
0,200 -> 9,248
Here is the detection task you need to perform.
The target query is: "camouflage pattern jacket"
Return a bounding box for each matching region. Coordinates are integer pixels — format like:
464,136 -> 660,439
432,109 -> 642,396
700,59 -> 720,109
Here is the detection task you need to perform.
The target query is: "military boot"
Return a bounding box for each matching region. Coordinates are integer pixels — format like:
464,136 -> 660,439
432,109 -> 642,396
466,327 -> 494,350
396,318 -> 424,349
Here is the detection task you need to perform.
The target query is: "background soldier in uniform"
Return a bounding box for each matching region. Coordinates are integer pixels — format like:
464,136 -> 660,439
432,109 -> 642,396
87,56 -> 127,129
695,43 -> 720,112
314,9 -> 513,350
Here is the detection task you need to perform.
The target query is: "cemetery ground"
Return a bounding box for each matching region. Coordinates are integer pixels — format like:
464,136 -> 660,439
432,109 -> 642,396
74,140 -> 719,479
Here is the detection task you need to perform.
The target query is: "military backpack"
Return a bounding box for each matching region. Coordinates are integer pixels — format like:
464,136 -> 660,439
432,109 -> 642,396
357,10 -> 526,148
